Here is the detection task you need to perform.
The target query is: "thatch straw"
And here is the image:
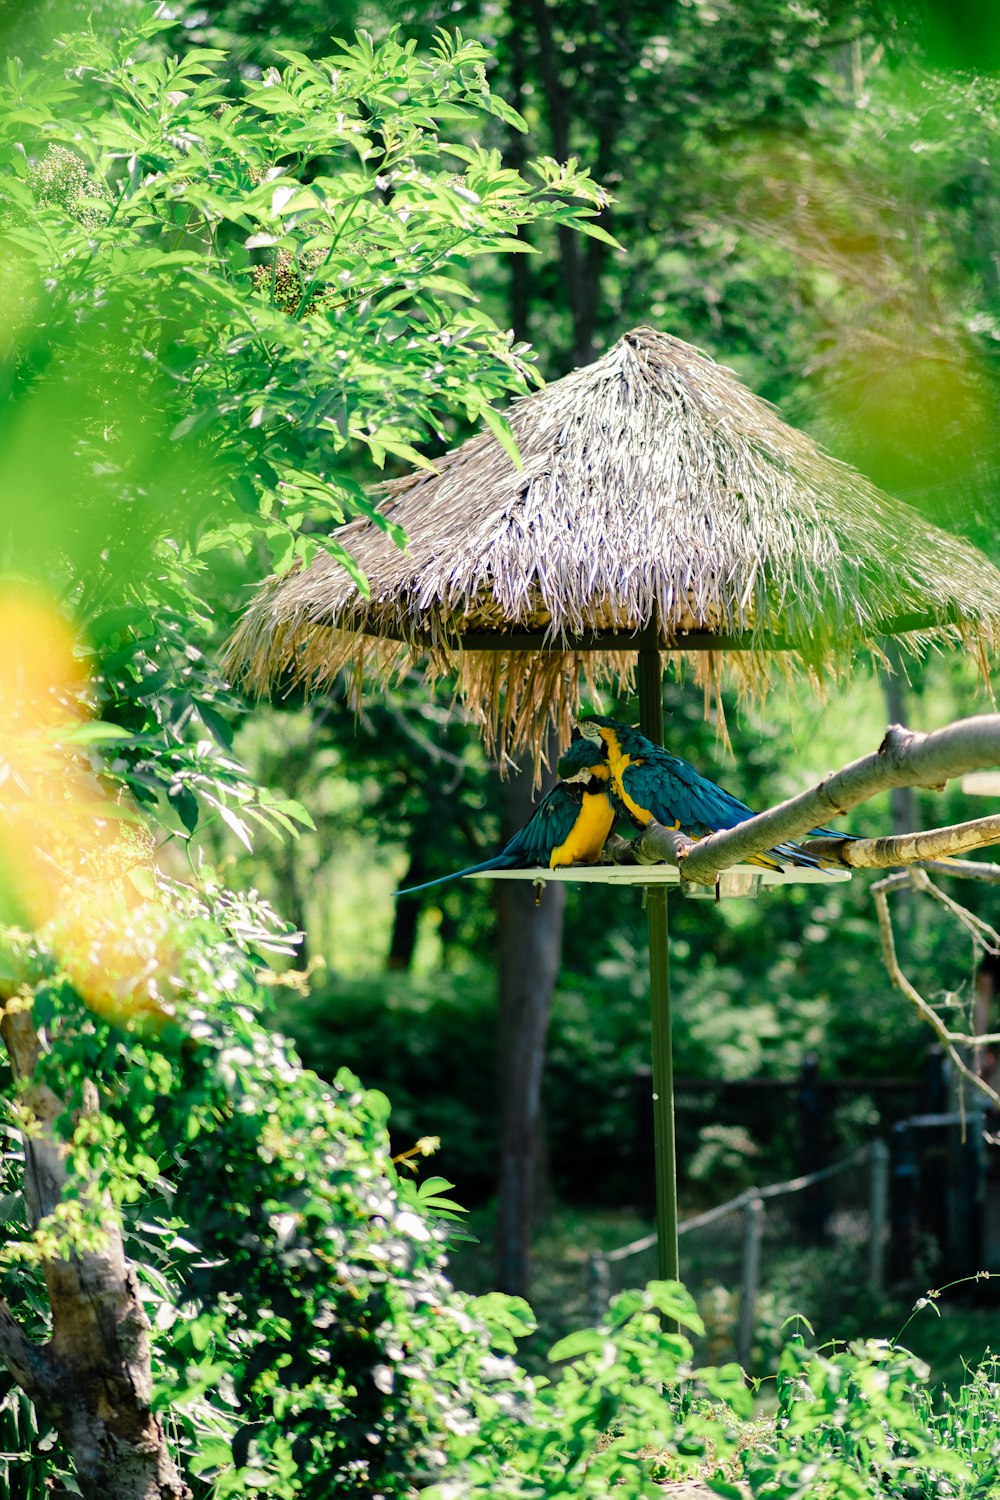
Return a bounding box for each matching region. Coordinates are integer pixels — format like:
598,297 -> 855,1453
225,326 -> 1000,766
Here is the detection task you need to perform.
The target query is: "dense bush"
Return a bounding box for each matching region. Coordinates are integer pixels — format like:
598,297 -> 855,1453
282,969 -> 501,1201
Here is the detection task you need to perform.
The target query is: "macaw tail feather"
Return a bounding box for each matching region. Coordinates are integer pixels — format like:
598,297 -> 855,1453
746,851 -> 788,872
753,831 -> 857,871
769,842 -> 823,870
396,855 -> 513,897
741,842 -> 824,872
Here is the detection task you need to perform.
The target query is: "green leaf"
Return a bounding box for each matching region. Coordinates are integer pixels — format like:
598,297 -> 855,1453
267,797 -> 316,830
126,866 -> 156,899
168,784 -> 199,834
644,1280 -> 706,1335
61,720 -> 133,744
216,802 -> 254,851
548,1328 -> 608,1362
320,539 -> 371,597
484,93 -> 528,132
566,218 -> 625,250
479,405 -> 523,470
369,434 -> 441,473
197,703 -> 235,750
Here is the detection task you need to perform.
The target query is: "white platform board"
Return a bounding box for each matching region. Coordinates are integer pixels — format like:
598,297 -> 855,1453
472,863 -> 851,891
963,772 -> 1000,797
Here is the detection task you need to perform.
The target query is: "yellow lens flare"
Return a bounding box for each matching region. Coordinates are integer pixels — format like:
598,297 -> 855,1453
0,589 -> 172,1031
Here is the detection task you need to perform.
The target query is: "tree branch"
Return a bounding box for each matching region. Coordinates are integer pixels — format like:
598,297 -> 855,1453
671,715 -> 1000,885
873,871 -> 1000,1111
920,857 -> 1000,882
0,1298 -> 53,1400
805,812 -> 1000,869
634,824 -> 693,866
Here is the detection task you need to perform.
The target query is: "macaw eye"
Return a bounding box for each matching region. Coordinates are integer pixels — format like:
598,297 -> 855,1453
577,720 -> 602,745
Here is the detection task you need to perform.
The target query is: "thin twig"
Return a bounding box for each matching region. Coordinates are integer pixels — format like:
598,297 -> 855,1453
874,882 -> 1000,1111
906,867 -> 1000,952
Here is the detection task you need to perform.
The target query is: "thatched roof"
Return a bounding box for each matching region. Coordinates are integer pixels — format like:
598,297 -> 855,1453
226,326 -> 1000,764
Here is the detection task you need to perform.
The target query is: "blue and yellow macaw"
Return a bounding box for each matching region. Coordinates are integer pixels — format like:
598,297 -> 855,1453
557,715 -> 849,872
397,769 -> 616,895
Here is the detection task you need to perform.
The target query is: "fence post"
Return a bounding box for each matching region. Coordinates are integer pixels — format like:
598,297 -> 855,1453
924,1044 -> 947,1112
868,1138 -> 889,1297
737,1196 -> 764,1371
588,1251 -> 611,1324
889,1120 -> 917,1284
797,1055 -> 826,1242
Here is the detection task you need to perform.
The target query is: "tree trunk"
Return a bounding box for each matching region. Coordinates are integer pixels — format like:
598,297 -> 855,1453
880,642 -> 916,928
881,642 -> 917,837
495,732 -> 566,1297
387,848 -> 428,969
276,843 -> 310,968
0,1004 -> 190,1500
506,0 -> 532,344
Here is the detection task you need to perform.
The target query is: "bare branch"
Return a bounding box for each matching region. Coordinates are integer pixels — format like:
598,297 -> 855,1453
909,868 -> 1000,952
874,877 -> 1000,1111
677,715 -> 1000,885
0,1298 -> 53,1400
805,813 -> 1000,870
634,823 -> 692,866
919,857 -> 1000,882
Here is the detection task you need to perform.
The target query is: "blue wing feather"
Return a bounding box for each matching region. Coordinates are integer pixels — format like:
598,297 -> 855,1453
398,782 -> 584,895
618,741 -> 821,869
503,783 -> 582,865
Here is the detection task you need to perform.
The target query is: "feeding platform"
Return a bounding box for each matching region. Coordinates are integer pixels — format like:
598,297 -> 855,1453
475,863 -> 851,898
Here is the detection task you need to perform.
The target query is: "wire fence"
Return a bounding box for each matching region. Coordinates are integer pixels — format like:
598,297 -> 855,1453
588,1139 -> 890,1369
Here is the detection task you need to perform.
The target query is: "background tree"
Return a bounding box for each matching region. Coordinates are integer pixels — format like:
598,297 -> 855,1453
7,0 -> 1000,1492
172,0 -> 1000,1296
0,10 -> 611,1490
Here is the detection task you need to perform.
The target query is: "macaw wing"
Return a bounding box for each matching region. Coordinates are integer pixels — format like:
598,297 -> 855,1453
659,758 -> 835,862
503,783 -> 584,866
616,761 -> 680,828
618,756 -> 742,836
647,748 -> 759,835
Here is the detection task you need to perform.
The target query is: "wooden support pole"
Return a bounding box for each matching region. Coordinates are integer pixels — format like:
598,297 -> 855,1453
637,633 -> 679,1283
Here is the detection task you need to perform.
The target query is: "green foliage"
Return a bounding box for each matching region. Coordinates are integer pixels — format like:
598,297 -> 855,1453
0,7 -> 607,842
747,1334 -> 1000,1498
0,1374 -> 52,1500
0,7 -> 631,1492
439,1281 -> 747,1500
0,900 -> 745,1499
0,888 -> 506,1496
5,3 -> 1000,1495
281,966 -> 500,1198
220,690 -> 500,968
18,871 -> 998,1499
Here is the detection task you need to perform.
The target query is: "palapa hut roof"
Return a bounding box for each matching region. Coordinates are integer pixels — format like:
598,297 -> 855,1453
226,326 -> 1000,765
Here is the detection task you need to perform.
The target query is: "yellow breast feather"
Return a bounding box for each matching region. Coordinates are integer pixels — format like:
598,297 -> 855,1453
549,788 -> 615,869
598,727 -> 654,827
